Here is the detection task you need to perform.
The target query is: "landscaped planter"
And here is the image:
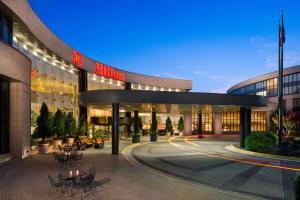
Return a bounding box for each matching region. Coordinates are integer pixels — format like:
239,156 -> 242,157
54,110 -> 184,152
52,139 -> 62,149
150,134 -> 157,142
38,143 -> 49,154
66,137 -> 75,145
132,135 -> 140,143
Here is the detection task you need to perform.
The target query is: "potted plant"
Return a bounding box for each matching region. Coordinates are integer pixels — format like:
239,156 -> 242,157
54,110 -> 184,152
177,116 -> 184,136
53,109 -> 65,148
35,103 -> 52,154
150,116 -> 158,142
78,115 -> 87,143
165,117 -> 173,137
132,132 -> 141,143
94,130 -> 105,149
65,112 -> 76,145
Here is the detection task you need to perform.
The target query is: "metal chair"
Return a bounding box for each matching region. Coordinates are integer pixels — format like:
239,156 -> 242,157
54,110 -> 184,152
48,175 -> 66,197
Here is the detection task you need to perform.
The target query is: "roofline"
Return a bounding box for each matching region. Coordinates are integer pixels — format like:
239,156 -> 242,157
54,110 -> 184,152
0,0 -> 192,90
227,65 -> 300,93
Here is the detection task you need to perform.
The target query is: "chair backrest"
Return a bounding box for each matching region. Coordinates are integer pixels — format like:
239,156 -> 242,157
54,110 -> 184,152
81,175 -> 94,187
48,175 -> 55,186
89,167 -> 96,178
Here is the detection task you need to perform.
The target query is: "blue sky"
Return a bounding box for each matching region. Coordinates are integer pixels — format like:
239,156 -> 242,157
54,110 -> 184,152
29,0 -> 300,92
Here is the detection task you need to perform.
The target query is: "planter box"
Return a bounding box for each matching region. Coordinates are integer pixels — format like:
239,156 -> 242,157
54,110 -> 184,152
52,139 -> 62,149
38,143 -> 49,154
66,137 -> 75,145
132,135 -> 140,143
150,134 -> 157,142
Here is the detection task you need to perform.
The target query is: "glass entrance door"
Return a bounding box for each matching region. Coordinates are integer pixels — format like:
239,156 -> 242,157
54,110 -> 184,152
0,77 -> 9,154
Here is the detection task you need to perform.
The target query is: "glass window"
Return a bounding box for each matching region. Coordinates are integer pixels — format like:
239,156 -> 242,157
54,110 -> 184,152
222,111 -> 240,132
251,111 -> 266,132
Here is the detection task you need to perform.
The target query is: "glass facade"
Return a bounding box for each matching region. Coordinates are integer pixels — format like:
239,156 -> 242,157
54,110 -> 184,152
222,111 -> 240,132
192,106 -> 213,133
0,14 -> 12,45
251,111 -> 266,132
230,72 -> 300,97
0,77 -> 9,154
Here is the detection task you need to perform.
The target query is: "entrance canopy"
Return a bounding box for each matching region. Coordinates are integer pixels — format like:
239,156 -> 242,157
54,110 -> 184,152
79,90 -> 267,108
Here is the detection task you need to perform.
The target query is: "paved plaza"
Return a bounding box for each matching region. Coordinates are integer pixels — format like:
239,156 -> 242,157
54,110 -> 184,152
0,137 -> 298,200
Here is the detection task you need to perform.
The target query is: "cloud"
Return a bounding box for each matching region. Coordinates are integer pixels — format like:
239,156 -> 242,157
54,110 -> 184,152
154,73 -> 161,77
249,36 -> 263,44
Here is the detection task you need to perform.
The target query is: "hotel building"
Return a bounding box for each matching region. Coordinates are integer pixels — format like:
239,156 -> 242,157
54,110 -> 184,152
2,0 -> 291,160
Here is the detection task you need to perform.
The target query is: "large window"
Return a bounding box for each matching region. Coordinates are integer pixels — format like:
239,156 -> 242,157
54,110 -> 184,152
230,72 -> 300,97
192,106 -> 213,133
251,111 -> 266,132
0,78 -> 9,154
0,15 -> 12,45
222,111 -> 240,132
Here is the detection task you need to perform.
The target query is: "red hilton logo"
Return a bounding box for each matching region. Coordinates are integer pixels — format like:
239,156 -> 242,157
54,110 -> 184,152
96,63 -> 125,81
72,50 -> 83,67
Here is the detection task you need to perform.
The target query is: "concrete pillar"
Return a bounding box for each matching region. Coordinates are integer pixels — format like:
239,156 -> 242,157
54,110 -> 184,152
266,111 -> 272,132
151,111 -> 156,132
78,69 -> 87,121
213,112 -> 222,134
198,112 -> 202,134
285,98 -> 293,111
134,110 -> 139,133
10,82 -> 31,159
112,103 -> 119,155
183,114 -> 192,136
240,107 -> 251,148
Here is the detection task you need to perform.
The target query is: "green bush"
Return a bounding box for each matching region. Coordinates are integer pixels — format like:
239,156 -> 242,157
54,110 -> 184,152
94,130 -> 105,138
245,133 -> 276,153
295,174 -> 300,200
265,132 -> 278,146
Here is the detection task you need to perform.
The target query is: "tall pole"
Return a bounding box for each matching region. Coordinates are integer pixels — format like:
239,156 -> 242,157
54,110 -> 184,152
278,11 -> 284,149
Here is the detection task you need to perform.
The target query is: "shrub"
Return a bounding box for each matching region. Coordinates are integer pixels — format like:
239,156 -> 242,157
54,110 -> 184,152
295,174 -> 300,200
53,109 -> 65,139
165,117 -> 173,133
150,115 -> 157,135
265,132 -> 278,146
177,116 -> 184,132
35,103 -> 52,143
245,133 -> 276,153
94,129 -> 105,139
78,115 -> 87,136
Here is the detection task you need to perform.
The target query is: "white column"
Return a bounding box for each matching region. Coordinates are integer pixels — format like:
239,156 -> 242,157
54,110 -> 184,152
213,112 -> 222,134
183,114 -> 192,136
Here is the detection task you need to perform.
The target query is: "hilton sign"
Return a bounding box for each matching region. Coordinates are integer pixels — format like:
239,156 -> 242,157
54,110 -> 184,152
72,50 -> 125,81
96,63 -> 125,82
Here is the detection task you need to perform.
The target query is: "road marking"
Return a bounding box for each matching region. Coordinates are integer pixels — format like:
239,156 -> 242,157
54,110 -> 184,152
168,136 -> 300,172
122,142 -> 262,200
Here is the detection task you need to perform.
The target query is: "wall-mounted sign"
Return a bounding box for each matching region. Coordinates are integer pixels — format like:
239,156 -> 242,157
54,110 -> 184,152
96,63 -> 125,81
72,50 -> 83,67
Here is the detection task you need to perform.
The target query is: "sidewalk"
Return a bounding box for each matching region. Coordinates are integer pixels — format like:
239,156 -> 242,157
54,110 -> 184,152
0,137 -> 254,200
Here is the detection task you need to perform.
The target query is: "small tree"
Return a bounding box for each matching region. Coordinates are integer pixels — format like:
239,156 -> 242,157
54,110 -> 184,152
165,117 -> 173,133
177,116 -> 184,132
65,112 -> 77,137
272,111 -> 296,136
35,103 -> 52,143
78,115 -> 87,136
53,109 -> 65,139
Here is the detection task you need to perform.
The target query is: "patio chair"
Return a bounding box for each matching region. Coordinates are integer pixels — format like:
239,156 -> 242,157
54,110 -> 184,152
48,175 -> 66,197
88,167 -> 96,179
72,175 -> 95,200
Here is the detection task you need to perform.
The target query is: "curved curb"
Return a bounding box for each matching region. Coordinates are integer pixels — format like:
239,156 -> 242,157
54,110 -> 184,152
225,144 -> 300,163
122,140 -> 265,200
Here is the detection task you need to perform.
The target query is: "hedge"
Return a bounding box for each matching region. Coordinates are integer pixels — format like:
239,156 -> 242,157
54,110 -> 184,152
245,132 -> 277,153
